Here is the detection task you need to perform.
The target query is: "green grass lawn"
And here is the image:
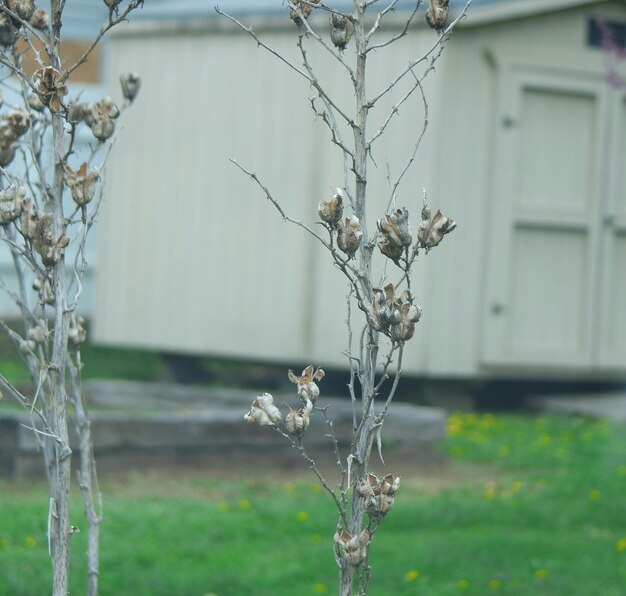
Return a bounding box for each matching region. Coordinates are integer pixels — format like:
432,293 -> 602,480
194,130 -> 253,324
0,413 -> 625,595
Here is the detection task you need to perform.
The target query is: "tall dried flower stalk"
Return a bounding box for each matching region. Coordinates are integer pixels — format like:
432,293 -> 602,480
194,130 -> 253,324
0,2 -> 143,595
217,1 -> 470,594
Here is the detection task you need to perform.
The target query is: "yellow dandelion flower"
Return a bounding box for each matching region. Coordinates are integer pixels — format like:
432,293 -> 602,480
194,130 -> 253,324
296,511 -> 309,522
498,444 -> 510,457
534,569 -> 548,580
0,538 -> 9,548
405,569 -> 420,581
510,481 -> 523,493
313,583 -> 327,593
217,501 -> 230,513
484,481 -> 497,500
238,499 -> 251,511
457,579 -> 470,590
615,537 -> 626,552
489,579 -> 501,589
588,489 -> 602,503
24,536 -> 37,548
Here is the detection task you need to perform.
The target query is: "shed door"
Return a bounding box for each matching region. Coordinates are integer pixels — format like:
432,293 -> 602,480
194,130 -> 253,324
598,91 -> 626,368
482,69 -> 617,370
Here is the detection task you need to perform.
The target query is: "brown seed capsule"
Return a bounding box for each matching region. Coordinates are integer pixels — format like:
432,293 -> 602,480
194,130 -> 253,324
7,0 -> 36,21
378,208 -> 412,249
318,189 -> 343,226
334,528 -> 371,566
337,215 -> 363,257
357,473 -> 401,518
120,73 -> 141,103
0,186 -> 25,225
65,162 -> 99,206
30,9 -> 49,30
287,365 -> 325,402
244,392 -> 282,426
290,0 -> 320,25
0,14 -> 18,46
88,97 -> 120,141
417,205 -> 456,250
33,67 -> 68,113
330,13 -> 353,50
425,0 -> 449,31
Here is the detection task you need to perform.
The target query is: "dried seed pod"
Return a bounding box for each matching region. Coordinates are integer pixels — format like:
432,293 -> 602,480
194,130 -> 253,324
389,291 -> 421,342
30,9 -> 49,30
120,73 -> 141,102
32,274 -> 54,305
287,365 -> 325,402
337,215 -> 363,257
330,13 -> 353,50
19,199 -> 38,239
32,213 -> 70,267
65,162 -> 99,206
417,205 -> 456,250
318,188 -> 343,226
7,109 -> 30,136
28,324 -> 47,344
0,14 -> 19,46
357,473 -> 401,518
285,401 -> 312,435
244,392 -> 282,426
7,0 -> 36,21
88,97 -> 120,141
68,316 -> 87,345
334,528 -> 371,566
67,101 -> 92,124
378,208 -> 412,249
289,0 -> 319,25
0,144 -> 15,167
377,236 -> 404,262
104,0 -> 122,8
425,0 -> 449,31
0,185 -> 25,225
33,67 -> 68,113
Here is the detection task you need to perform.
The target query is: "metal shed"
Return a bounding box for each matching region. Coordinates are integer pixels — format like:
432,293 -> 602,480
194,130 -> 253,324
93,0 -> 626,379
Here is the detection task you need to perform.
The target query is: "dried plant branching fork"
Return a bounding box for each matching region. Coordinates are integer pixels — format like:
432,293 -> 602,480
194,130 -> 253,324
0,2 -> 142,594
220,1 -> 469,594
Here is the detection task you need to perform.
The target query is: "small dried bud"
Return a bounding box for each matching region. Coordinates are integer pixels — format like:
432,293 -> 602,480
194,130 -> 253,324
32,274 -> 54,305
417,205 -> 456,250
7,109 -> 30,136
7,0 -> 36,21
357,473 -> 401,518
0,185 -> 25,225
120,73 -> 141,102
318,188 -> 343,226
65,162 -> 99,206
425,0 -> 449,31
33,212 -> 70,267
68,316 -> 87,345
289,0 -> 319,25
28,324 -> 47,344
287,365 -> 325,402
244,392 -> 282,426
330,13 -> 353,50
337,215 -> 362,257
0,144 -> 15,167
334,528 -> 371,566
285,401 -> 312,435
30,9 -> 49,30
20,199 -> 38,239
0,14 -> 19,46
33,67 -> 68,113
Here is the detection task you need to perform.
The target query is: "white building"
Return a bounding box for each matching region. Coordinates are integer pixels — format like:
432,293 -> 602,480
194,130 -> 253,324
90,0 -> 626,379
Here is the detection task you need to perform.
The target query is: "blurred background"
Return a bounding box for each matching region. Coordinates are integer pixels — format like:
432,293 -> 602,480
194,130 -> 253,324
1,1 -> 626,595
